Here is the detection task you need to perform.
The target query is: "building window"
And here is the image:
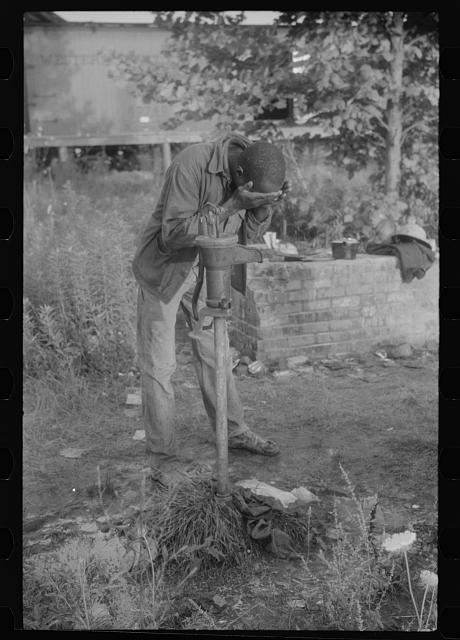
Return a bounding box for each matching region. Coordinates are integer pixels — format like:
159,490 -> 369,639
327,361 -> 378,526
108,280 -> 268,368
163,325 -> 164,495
255,98 -> 294,121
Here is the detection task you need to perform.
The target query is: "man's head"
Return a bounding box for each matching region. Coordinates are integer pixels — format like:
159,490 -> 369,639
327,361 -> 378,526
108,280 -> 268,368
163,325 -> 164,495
230,142 -> 286,193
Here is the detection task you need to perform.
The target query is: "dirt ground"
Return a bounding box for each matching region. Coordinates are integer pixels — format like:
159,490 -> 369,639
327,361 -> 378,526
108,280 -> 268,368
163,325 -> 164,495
23,312 -> 438,630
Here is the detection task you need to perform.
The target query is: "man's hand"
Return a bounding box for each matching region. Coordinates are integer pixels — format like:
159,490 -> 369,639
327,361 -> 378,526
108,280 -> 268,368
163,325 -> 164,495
251,180 -> 292,221
280,179 -> 292,199
222,181 -> 284,216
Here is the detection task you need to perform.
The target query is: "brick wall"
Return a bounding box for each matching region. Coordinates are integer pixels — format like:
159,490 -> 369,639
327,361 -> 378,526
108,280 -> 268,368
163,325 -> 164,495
230,246 -> 439,365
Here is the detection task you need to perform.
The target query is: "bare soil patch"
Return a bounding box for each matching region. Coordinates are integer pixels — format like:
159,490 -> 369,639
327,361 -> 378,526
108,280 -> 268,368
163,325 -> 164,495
23,312 -> 438,630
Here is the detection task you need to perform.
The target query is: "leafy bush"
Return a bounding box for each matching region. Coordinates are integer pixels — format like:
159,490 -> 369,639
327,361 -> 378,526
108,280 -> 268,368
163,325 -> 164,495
270,139 -> 437,246
23,175 -> 149,379
23,141 -> 437,381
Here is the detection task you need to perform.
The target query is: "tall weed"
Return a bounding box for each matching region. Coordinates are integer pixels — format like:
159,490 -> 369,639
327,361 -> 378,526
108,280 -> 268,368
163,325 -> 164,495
302,464 -> 398,630
24,178 -> 143,378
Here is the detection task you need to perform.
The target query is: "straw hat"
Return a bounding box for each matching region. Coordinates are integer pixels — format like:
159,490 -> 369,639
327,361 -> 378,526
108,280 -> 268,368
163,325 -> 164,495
392,223 -> 432,250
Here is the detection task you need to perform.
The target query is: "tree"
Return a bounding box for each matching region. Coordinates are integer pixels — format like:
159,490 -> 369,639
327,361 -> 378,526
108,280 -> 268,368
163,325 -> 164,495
112,12 -> 291,131
278,12 -> 438,201
111,11 -> 438,237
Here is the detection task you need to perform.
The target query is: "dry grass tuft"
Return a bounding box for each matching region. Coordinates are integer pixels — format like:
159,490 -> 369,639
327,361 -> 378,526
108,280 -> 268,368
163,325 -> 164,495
143,479 -> 251,572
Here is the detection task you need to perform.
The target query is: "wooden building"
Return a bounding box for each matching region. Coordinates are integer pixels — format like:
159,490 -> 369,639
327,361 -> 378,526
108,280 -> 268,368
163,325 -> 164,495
24,13 -> 319,168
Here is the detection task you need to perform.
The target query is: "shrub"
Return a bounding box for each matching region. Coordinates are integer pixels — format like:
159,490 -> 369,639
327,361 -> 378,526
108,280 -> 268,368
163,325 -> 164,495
270,140 -> 437,246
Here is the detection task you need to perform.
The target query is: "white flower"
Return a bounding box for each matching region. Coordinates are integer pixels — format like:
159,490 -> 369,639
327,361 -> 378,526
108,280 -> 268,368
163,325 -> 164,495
382,530 -> 417,553
419,570 -> 438,588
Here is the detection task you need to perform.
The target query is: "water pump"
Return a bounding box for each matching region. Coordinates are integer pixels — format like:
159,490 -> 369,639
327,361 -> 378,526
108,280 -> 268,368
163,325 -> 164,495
190,210 -> 262,496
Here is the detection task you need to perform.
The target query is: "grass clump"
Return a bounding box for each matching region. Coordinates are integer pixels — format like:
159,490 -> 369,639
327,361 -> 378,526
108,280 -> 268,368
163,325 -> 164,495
141,478 -> 320,574
23,534 -> 162,630
271,509 -> 311,546
144,479 -> 251,572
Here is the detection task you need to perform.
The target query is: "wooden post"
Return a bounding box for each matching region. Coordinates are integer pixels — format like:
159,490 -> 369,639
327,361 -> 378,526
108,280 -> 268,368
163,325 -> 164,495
58,146 -> 68,162
162,141 -> 171,173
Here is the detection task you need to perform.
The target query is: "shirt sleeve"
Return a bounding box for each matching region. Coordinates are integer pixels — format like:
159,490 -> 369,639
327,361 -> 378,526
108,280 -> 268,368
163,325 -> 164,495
159,160 -> 204,251
245,205 -> 273,242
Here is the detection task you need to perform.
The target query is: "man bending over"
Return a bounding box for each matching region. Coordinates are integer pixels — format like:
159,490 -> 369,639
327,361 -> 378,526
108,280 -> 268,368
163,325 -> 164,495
132,132 -> 289,487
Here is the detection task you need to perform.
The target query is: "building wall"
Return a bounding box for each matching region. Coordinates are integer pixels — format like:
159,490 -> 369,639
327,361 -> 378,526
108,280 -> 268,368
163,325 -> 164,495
230,249 -> 439,365
24,24 -> 210,139
24,23 -> 319,147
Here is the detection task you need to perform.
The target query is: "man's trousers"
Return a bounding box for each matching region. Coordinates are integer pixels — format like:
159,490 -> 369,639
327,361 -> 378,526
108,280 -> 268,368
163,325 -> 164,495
136,266 -> 249,467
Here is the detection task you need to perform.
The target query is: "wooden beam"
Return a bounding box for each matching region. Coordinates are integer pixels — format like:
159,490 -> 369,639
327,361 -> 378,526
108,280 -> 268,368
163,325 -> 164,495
24,124 -> 329,151
24,131 -> 207,149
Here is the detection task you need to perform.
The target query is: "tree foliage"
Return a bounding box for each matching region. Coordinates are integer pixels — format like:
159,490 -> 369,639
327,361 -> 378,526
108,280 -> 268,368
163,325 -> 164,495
111,11 -> 438,240
282,13 -> 437,165
112,12 -> 290,131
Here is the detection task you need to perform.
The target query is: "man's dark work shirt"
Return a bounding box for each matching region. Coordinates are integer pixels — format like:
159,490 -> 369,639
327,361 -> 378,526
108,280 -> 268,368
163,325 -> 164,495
132,133 -> 273,303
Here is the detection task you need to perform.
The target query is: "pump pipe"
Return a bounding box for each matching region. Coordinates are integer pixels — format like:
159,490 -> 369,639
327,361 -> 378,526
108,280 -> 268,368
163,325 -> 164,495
190,221 -> 262,496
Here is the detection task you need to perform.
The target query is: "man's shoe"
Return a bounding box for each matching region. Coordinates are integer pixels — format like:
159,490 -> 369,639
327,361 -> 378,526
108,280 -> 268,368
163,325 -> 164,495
149,460 -> 209,489
228,430 -> 280,456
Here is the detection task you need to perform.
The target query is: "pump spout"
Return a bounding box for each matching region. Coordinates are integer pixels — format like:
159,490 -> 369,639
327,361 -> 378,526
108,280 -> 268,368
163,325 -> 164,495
232,245 -> 263,265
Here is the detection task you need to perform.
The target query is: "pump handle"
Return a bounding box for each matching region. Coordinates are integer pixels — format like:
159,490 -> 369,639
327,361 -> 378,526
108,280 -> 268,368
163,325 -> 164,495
192,256 -> 204,321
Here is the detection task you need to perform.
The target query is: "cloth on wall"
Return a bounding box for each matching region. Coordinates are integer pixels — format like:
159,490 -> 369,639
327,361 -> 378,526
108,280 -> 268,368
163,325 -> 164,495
366,238 -> 435,283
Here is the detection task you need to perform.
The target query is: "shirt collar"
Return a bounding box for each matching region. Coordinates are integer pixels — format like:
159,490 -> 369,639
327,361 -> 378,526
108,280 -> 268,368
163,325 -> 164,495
207,132 -> 252,182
